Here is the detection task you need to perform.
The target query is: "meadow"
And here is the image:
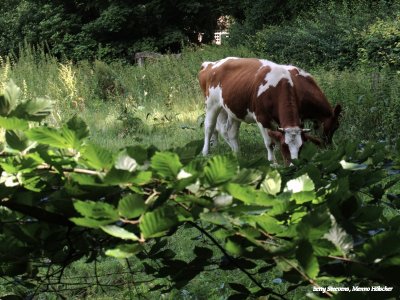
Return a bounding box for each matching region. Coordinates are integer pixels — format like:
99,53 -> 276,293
1,44 -> 400,299
3,44 -> 400,153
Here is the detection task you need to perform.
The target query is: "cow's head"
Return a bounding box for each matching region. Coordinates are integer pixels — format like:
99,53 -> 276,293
323,104 -> 342,144
269,127 -> 311,165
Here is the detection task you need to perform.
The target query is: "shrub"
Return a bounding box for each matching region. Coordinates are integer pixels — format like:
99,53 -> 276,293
358,15 -> 400,68
237,0 -> 400,69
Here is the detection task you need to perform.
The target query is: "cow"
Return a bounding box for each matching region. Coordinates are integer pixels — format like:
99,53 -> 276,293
198,57 -> 341,164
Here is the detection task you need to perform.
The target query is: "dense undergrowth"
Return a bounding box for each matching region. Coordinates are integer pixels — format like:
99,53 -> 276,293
0,79 -> 400,300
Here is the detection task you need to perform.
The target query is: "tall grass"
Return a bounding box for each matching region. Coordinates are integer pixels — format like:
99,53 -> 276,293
2,44 -> 399,152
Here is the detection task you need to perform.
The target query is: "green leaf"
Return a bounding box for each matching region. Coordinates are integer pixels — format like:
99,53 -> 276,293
261,170 -> 281,195
225,183 -> 274,206
297,208 -> 331,240
118,194 -> 145,219
291,191 -> 316,204
204,155 -> 237,185
140,207 -> 178,238
81,143 -> 113,170
100,225 -> 139,241
115,150 -> 137,172
340,159 -> 368,170
0,80 -> 20,116
226,238 -> 243,255
5,130 -> 30,151
285,173 -> 316,204
73,200 -> 119,221
175,195 -> 212,207
151,151 -> 182,179
131,171 -> 152,185
66,115 -> 89,140
200,212 -> 231,226
231,167 -> 263,185
312,239 -> 337,256
173,139 -> 203,164
361,231 -> 400,262
26,126 -> 73,149
70,217 -> 113,228
253,214 -> 286,234
11,97 -> 52,121
105,244 -> 143,258
126,145 -> 149,165
0,94 -> 10,116
0,116 -> 29,130
284,173 -> 315,193
296,240 -> 319,279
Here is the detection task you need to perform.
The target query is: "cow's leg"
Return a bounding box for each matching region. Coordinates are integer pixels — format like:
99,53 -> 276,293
215,110 -> 241,153
202,99 -> 222,156
226,118 -> 240,153
215,109 -> 228,146
210,131 -> 219,147
256,122 -> 276,162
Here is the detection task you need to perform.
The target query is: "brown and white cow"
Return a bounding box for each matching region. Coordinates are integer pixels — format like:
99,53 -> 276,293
198,57 -> 341,164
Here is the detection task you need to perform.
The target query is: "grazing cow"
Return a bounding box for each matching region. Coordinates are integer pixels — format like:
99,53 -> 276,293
198,57 -> 341,164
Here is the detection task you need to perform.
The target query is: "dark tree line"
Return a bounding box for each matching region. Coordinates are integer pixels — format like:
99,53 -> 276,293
0,0 -> 324,61
2,0 -> 394,63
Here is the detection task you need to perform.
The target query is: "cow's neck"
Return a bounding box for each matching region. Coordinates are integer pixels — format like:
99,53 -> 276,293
277,91 -> 301,128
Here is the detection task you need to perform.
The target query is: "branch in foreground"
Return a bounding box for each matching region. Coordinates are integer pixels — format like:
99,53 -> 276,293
1,200 -> 73,226
187,221 -> 288,300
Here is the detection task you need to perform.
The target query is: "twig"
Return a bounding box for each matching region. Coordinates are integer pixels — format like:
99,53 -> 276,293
120,218 -> 140,225
327,255 -> 364,264
94,258 -> 106,293
280,257 -> 334,297
187,221 -> 288,300
37,163 -> 102,176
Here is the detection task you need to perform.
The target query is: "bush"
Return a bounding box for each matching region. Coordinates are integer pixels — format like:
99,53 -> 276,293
235,0 -> 400,69
358,15 -> 400,68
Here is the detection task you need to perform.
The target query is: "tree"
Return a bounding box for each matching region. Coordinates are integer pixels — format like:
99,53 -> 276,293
0,0 -> 232,61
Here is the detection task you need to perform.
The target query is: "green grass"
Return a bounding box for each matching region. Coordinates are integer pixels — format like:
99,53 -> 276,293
1,44 -> 400,299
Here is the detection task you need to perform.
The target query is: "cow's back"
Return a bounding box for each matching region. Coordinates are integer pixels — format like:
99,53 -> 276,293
199,58 -> 276,121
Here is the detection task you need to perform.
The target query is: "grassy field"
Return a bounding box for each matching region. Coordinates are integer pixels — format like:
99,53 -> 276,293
1,45 -> 400,299
3,44 -> 400,152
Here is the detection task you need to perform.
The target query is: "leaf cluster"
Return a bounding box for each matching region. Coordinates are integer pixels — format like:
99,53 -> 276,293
1,81 -> 400,299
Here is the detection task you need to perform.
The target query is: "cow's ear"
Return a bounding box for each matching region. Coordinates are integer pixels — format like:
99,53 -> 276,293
334,104 -> 342,117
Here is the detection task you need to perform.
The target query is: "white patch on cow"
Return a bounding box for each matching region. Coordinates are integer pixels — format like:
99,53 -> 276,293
243,109 -> 256,123
257,60 -> 294,97
282,127 -> 303,160
202,85 -> 223,156
216,107 -> 240,153
296,68 -> 311,77
201,61 -> 214,69
211,57 -> 239,69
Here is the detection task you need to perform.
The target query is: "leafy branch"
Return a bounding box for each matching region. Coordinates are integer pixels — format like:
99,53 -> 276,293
1,80 -> 400,299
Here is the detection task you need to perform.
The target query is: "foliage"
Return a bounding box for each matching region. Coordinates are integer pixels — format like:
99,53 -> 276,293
358,14 -> 400,68
0,0 -> 233,61
1,81 -> 400,299
231,0 -> 400,69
